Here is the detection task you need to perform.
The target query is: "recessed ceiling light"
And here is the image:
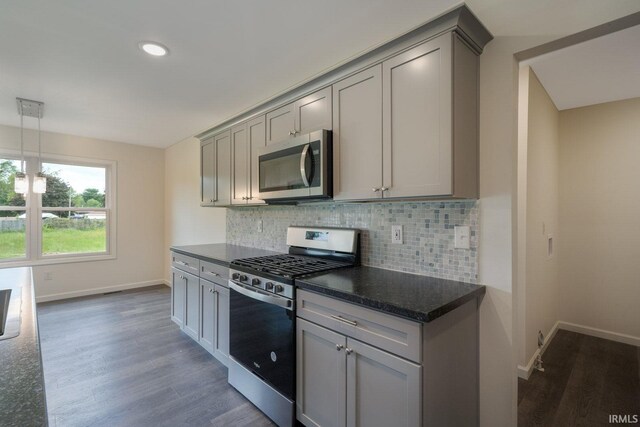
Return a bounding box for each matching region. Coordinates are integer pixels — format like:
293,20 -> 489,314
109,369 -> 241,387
139,41 -> 169,57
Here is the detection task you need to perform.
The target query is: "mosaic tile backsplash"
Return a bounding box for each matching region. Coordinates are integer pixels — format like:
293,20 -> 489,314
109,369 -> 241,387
227,201 -> 478,283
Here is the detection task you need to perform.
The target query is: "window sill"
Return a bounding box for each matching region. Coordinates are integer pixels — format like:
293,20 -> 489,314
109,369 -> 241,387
0,253 -> 116,268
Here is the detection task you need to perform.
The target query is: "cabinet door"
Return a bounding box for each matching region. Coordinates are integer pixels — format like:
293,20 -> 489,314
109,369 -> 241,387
199,280 -> 216,355
332,66 -> 383,201
213,283 -> 230,365
231,123 -> 249,205
346,338 -> 421,427
266,103 -> 295,145
297,318 -> 347,427
382,34 -> 452,198
247,115 -> 266,204
170,268 -> 185,328
200,137 -> 215,205
295,87 -> 332,135
213,130 -> 232,206
182,271 -> 200,340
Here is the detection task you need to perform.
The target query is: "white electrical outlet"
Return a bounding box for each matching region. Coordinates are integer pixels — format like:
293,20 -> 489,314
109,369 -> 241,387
454,226 -> 470,249
391,225 -> 403,244
257,220 -> 263,233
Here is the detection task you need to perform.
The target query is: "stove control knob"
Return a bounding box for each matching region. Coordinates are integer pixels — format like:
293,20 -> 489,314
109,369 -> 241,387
274,285 -> 284,293
231,273 -> 240,281
265,282 -> 274,291
251,278 -> 261,287
239,275 -> 248,282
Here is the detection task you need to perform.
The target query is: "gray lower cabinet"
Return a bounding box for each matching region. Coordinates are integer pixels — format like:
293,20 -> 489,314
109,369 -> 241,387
170,267 -> 185,327
199,279 -> 230,364
183,270 -> 200,340
171,252 -> 229,366
297,318 -> 421,427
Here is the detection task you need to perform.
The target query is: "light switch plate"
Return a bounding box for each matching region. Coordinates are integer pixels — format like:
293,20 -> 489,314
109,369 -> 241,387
391,225 -> 403,244
454,226 -> 470,249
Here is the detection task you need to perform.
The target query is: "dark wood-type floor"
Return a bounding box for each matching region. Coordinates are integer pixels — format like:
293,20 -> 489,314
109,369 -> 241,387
518,329 -> 640,426
37,285 -> 274,427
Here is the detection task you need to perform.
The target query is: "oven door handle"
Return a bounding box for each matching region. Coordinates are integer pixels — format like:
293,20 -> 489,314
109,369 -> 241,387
300,144 -> 311,187
229,281 -> 293,311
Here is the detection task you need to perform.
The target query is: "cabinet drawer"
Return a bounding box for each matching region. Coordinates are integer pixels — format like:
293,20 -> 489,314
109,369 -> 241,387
200,260 -> 229,287
297,290 -> 422,363
171,252 -> 200,276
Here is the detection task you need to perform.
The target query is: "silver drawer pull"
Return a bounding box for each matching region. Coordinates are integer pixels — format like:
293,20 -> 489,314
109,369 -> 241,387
330,315 -> 358,327
336,344 -> 344,351
345,348 -> 353,355
175,260 -> 189,267
201,268 -> 220,277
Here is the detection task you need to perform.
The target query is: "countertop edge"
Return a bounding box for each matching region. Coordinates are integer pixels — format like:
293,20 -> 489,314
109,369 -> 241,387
170,246 -> 231,267
295,280 -> 486,323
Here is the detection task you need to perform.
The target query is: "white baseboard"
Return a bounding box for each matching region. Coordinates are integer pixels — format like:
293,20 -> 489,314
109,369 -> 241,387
36,280 -> 167,303
558,321 -> 640,347
517,320 -> 560,380
518,320 -> 640,380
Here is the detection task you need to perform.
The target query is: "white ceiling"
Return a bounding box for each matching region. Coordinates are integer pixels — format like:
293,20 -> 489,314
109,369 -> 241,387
529,24 -> 640,110
1,0 -> 639,148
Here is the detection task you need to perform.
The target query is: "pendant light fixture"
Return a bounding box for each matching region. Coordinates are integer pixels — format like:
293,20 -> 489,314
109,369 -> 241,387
15,98 -> 46,194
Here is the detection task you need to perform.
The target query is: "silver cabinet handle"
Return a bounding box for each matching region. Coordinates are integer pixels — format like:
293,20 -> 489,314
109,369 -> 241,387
289,130 -> 296,136
345,348 -> 353,355
179,275 -> 185,279
372,188 -> 380,192
175,260 -> 189,267
336,344 -> 344,351
330,315 -> 358,327
202,268 -> 220,277
381,187 -> 389,192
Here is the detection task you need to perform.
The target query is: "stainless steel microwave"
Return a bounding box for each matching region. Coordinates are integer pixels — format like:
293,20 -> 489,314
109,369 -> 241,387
257,129 -> 332,203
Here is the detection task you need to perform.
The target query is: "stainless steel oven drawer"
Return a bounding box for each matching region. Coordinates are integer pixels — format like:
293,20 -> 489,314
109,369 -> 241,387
297,289 -> 422,363
200,260 -> 229,287
171,252 -> 200,276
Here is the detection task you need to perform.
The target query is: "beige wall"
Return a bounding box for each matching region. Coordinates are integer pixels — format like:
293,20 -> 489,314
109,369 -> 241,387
0,124 -> 165,300
559,97 -> 640,340
163,136 -> 226,281
522,69 -> 561,367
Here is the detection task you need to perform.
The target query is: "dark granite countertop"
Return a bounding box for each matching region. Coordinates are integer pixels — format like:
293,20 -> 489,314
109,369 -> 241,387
296,266 -> 485,323
170,243 -> 281,266
0,267 -> 47,426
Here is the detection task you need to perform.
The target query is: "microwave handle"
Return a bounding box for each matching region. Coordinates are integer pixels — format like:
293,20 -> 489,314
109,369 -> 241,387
300,144 -> 311,187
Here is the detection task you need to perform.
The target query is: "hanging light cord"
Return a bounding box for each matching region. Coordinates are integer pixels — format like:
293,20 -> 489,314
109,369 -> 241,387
38,106 -> 42,174
20,109 -> 25,174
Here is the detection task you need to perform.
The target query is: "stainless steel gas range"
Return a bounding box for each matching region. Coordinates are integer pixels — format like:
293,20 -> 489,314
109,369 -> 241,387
227,226 -> 360,427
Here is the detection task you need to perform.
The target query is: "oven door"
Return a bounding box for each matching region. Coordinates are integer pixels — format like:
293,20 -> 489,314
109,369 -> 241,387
258,129 -> 331,201
229,280 -> 295,400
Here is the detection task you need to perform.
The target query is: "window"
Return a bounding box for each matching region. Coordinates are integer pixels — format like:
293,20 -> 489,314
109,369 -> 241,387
0,153 -> 115,265
0,158 -> 27,260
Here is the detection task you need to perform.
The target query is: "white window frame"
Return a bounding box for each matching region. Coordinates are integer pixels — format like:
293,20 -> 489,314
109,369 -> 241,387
0,149 -> 117,267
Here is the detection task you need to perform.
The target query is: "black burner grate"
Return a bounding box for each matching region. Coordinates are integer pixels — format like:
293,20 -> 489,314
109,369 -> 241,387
231,254 -> 350,278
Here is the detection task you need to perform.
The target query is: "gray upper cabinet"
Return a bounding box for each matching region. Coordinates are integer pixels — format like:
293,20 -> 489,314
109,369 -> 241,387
231,116 -> 266,205
381,33 -> 478,199
295,87 -> 332,135
266,87 -> 332,145
198,7 -> 489,203
201,130 -> 231,206
200,137 -> 215,205
332,65 -> 383,201
266,103 -> 295,145
231,123 -> 249,205
382,33 -> 452,199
